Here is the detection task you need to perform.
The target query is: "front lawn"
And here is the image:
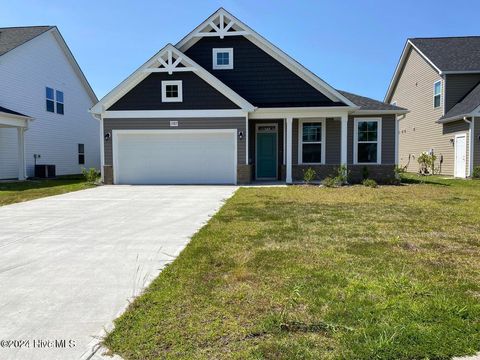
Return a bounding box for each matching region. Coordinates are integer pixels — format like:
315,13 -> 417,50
0,178 -> 95,206
105,176 -> 480,359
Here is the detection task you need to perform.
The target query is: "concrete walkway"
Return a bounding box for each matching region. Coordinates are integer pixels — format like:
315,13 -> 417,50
0,185 -> 237,360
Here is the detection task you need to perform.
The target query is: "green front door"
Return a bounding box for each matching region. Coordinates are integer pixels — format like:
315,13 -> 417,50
256,132 -> 277,179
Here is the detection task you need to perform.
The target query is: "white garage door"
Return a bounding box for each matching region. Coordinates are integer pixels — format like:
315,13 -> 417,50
113,129 -> 237,185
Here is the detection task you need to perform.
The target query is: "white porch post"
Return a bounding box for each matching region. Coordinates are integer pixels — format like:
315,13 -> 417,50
340,114 -> 348,167
17,127 -> 26,180
286,116 -> 293,183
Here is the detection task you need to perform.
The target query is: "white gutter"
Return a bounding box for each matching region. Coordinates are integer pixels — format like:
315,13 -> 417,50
395,114 -> 406,166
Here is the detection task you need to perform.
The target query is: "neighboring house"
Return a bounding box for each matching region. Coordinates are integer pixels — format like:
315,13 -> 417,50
0,26 -> 99,180
385,36 -> 480,178
91,8 -> 407,185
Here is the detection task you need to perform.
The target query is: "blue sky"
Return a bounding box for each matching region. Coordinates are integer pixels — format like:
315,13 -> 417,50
2,0 -> 480,101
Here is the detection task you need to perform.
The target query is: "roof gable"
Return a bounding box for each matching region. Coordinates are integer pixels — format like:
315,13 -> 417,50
91,44 -> 254,114
0,26 -> 97,103
176,8 -> 356,108
0,26 -> 53,56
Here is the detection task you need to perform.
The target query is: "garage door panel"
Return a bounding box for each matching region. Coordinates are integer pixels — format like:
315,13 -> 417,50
114,131 -> 236,184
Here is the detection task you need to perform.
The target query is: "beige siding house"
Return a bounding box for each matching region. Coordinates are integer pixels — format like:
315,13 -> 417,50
386,37 -> 480,177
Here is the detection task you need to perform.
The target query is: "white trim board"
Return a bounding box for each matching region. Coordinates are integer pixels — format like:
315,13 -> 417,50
176,8 -> 357,108
103,109 -> 246,118
90,44 -> 254,115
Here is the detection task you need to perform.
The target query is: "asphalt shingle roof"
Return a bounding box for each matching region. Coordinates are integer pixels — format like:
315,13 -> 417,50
410,37 -> 480,72
338,90 -> 406,111
0,26 -> 53,57
440,81 -> 480,121
0,105 -> 29,117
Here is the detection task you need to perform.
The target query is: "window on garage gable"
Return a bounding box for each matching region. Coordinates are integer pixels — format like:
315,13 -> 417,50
161,80 -> 183,102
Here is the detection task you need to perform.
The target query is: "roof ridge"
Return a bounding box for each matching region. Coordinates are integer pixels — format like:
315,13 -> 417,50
410,35 -> 480,40
0,25 -> 54,30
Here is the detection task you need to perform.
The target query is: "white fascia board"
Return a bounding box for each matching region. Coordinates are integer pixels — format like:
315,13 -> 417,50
249,106 -> 354,119
176,8 -> 357,107
385,40 -> 442,103
103,109 -> 247,118
49,28 -> 98,103
91,44 -> 254,115
0,114 -> 30,127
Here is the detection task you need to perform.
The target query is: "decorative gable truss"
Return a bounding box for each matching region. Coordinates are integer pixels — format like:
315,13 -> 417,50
91,44 -> 254,114
192,11 -> 249,39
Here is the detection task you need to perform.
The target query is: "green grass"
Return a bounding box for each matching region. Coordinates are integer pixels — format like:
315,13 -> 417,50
0,178 -> 95,206
104,176 -> 480,359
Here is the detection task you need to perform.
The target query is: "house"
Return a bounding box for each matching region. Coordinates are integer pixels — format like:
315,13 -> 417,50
0,26 -> 99,180
385,36 -> 480,178
91,8 -> 407,185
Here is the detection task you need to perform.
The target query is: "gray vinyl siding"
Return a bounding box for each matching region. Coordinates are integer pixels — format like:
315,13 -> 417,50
103,117 -> 246,165
184,36 -> 346,108
108,72 -> 239,111
390,47 -> 463,175
291,115 -> 394,166
445,74 -> 480,113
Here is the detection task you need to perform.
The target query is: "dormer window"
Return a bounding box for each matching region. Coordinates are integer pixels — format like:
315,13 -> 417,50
161,80 -> 183,102
212,48 -> 233,70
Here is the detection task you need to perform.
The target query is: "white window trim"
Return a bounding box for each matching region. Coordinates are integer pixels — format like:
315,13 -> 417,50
353,118 -> 382,165
298,118 -> 326,165
161,80 -> 183,102
212,48 -> 233,70
433,80 -> 442,109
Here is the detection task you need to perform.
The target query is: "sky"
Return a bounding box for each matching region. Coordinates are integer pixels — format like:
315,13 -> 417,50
2,0 -> 480,101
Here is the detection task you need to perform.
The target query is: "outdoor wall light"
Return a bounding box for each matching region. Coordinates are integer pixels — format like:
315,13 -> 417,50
449,138 -> 454,145
238,131 -> 244,140
104,132 -> 111,141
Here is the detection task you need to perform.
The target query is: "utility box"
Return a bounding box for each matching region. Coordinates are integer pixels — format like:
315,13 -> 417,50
35,165 -> 56,178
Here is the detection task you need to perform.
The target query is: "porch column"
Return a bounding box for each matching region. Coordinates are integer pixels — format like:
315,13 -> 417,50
340,114 -> 348,167
286,116 -> 293,183
17,127 -> 26,180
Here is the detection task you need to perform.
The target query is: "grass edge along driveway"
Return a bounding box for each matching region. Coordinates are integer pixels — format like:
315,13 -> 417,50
0,178 -> 95,206
102,176 -> 480,359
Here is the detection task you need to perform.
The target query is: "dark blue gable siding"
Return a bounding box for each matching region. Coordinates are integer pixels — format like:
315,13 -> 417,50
108,72 -> 239,110
185,36 -> 346,108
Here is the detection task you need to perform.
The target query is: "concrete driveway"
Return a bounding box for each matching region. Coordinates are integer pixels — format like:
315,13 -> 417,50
0,185 -> 237,360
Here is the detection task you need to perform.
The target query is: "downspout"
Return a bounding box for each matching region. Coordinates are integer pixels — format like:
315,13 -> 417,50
463,116 -> 473,177
395,114 -> 406,166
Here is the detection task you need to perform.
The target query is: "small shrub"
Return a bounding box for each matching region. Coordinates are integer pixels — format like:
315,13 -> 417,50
321,176 -> 341,188
334,165 -> 349,185
362,178 -> 378,188
473,166 -> 480,179
362,166 -> 369,180
303,167 -> 316,184
82,167 -> 100,183
418,152 -> 437,175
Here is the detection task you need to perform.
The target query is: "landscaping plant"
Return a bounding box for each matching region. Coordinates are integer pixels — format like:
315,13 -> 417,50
417,152 -> 437,175
302,167 -> 316,184
362,178 -> 378,188
82,167 -> 100,183
473,166 -> 480,179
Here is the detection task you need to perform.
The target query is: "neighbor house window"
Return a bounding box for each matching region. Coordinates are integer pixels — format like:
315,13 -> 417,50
354,118 -> 381,164
212,48 -> 233,70
299,120 -> 324,164
46,87 -> 64,114
161,80 -> 183,102
46,87 -> 55,112
433,80 -> 442,108
78,144 -> 85,165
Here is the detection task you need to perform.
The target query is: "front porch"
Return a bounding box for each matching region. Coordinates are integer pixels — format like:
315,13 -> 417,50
0,107 -> 32,180
240,112 -> 396,184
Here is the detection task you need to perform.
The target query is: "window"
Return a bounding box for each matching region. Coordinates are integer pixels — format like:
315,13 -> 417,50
46,87 -> 64,114
56,90 -> 64,114
46,87 -> 55,112
161,80 -> 183,102
299,120 -> 324,164
212,48 -> 233,70
354,118 -> 381,164
78,144 -> 85,165
433,80 -> 442,108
